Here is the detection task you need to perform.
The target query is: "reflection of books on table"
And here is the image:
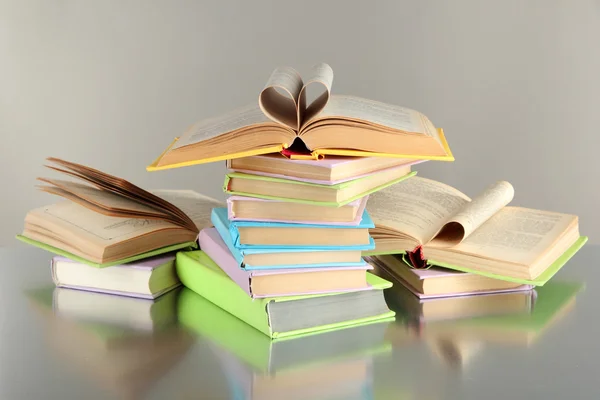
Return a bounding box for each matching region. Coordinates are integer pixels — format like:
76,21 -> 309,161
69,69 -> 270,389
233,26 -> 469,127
26,286 -> 194,400
421,281 -> 584,347
178,287 -> 391,399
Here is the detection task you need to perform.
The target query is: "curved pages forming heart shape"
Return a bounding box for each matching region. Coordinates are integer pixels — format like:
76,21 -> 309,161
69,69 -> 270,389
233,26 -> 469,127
259,63 -> 333,132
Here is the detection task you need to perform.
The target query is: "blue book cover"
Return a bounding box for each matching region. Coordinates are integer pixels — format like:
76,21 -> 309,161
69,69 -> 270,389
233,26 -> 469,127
212,207 -> 375,250
210,208 -> 369,270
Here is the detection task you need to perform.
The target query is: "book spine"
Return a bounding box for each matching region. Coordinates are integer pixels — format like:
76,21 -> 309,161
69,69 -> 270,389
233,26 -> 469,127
175,252 -> 273,337
211,208 -> 245,264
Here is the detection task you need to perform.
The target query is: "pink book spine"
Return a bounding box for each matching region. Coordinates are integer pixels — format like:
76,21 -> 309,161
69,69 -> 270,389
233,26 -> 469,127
198,228 -> 374,299
226,195 -> 368,226
227,159 -> 425,185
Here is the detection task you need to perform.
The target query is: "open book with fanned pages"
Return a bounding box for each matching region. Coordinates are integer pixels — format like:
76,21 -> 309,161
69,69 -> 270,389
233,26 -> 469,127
147,63 -> 453,171
364,176 -> 587,286
16,157 -> 224,267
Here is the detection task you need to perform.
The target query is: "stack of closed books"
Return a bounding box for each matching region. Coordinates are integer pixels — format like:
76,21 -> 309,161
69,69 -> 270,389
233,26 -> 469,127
175,153 -> 427,338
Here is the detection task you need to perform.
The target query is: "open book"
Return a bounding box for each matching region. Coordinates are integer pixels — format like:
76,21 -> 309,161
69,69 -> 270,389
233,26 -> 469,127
147,63 -> 454,171
365,177 -> 587,285
16,157 -> 224,267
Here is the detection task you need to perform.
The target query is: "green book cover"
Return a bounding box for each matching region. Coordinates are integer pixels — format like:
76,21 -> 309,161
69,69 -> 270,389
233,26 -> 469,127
176,250 -> 395,339
223,171 -> 417,207
364,236 -> 588,286
15,234 -> 197,268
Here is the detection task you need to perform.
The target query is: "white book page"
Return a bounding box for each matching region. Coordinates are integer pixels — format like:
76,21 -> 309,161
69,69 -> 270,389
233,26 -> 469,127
367,177 -> 470,244
172,104 -> 272,150
451,207 -> 578,265
151,190 -> 225,230
312,95 -> 436,135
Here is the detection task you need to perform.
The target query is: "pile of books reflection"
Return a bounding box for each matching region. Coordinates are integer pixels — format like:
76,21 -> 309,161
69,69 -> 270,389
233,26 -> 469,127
25,271 -> 584,400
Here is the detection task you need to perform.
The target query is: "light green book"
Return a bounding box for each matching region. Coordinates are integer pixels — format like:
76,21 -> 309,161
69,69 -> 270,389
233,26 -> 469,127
365,236 -> 587,286
176,250 -> 395,339
223,170 -> 417,207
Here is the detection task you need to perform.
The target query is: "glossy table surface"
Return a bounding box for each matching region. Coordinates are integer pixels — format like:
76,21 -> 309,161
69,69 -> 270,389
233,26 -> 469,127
0,244 -> 597,400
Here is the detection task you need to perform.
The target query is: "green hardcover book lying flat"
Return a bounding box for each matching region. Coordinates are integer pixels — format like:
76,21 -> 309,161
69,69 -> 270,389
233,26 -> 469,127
223,169 -> 417,207
16,157 -> 223,267
364,176 -> 588,286
176,251 -> 395,339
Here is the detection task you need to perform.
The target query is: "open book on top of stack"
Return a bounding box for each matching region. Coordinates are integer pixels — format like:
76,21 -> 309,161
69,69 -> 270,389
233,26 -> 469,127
146,62 -> 454,171
364,176 -> 587,285
16,157 -> 224,267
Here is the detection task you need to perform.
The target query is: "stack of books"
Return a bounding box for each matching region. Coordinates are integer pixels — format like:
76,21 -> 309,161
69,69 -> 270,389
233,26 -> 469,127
14,61 -> 588,348
175,152 -> 427,338
16,157 -> 224,299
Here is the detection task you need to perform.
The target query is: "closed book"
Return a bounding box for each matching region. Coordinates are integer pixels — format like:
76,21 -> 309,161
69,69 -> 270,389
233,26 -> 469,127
51,254 -> 181,299
211,208 -> 367,270
213,207 -> 375,249
227,153 -> 424,185
175,250 -> 395,338
223,168 -> 416,207
387,281 -> 536,323
199,228 -> 373,298
227,195 -> 368,226
369,254 -> 533,298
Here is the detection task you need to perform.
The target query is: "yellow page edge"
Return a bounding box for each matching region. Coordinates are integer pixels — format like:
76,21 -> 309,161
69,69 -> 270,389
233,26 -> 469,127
314,128 -> 455,162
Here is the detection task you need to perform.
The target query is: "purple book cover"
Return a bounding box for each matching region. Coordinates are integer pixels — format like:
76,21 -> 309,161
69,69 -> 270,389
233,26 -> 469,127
227,195 -> 368,226
397,267 -> 534,299
50,254 -> 179,300
198,228 -> 373,298
227,155 -> 425,185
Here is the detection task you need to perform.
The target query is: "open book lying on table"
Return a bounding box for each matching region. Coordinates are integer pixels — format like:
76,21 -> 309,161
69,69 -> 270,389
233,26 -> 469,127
17,158 -> 224,267
147,63 -> 453,171
364,177 -> 587,285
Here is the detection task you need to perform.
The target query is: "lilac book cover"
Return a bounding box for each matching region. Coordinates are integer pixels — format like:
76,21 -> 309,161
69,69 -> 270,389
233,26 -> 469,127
198,228 -> 373,298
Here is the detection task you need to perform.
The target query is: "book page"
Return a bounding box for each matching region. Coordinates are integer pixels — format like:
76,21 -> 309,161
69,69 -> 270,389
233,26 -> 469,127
27,202 -> 179,244
309,95 -> 435,135
172,103 -> 274,149
450,206 -> 578,265
151,190 -> 225,230
367,177 -> 470,245
299,63 -> 333,128
259,66 -> 304,130
429,181 -> 514,247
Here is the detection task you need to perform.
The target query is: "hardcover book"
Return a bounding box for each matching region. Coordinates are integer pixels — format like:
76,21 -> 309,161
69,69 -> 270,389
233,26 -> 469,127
175,250 -> 395,338
147,63 -> 454,171
227,153 -> 424,185
226,195 -> 368,225
212,207 -> 375,249
364,176 -> 587,285
223,167 -> 416,207
211,208 -> 368,269
199,228 -> 373,298
51,254 -> 181,299
16,157 -> 224,267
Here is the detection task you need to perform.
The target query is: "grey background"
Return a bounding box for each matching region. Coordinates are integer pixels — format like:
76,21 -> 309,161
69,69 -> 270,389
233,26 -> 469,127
1,0 -> 599,247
